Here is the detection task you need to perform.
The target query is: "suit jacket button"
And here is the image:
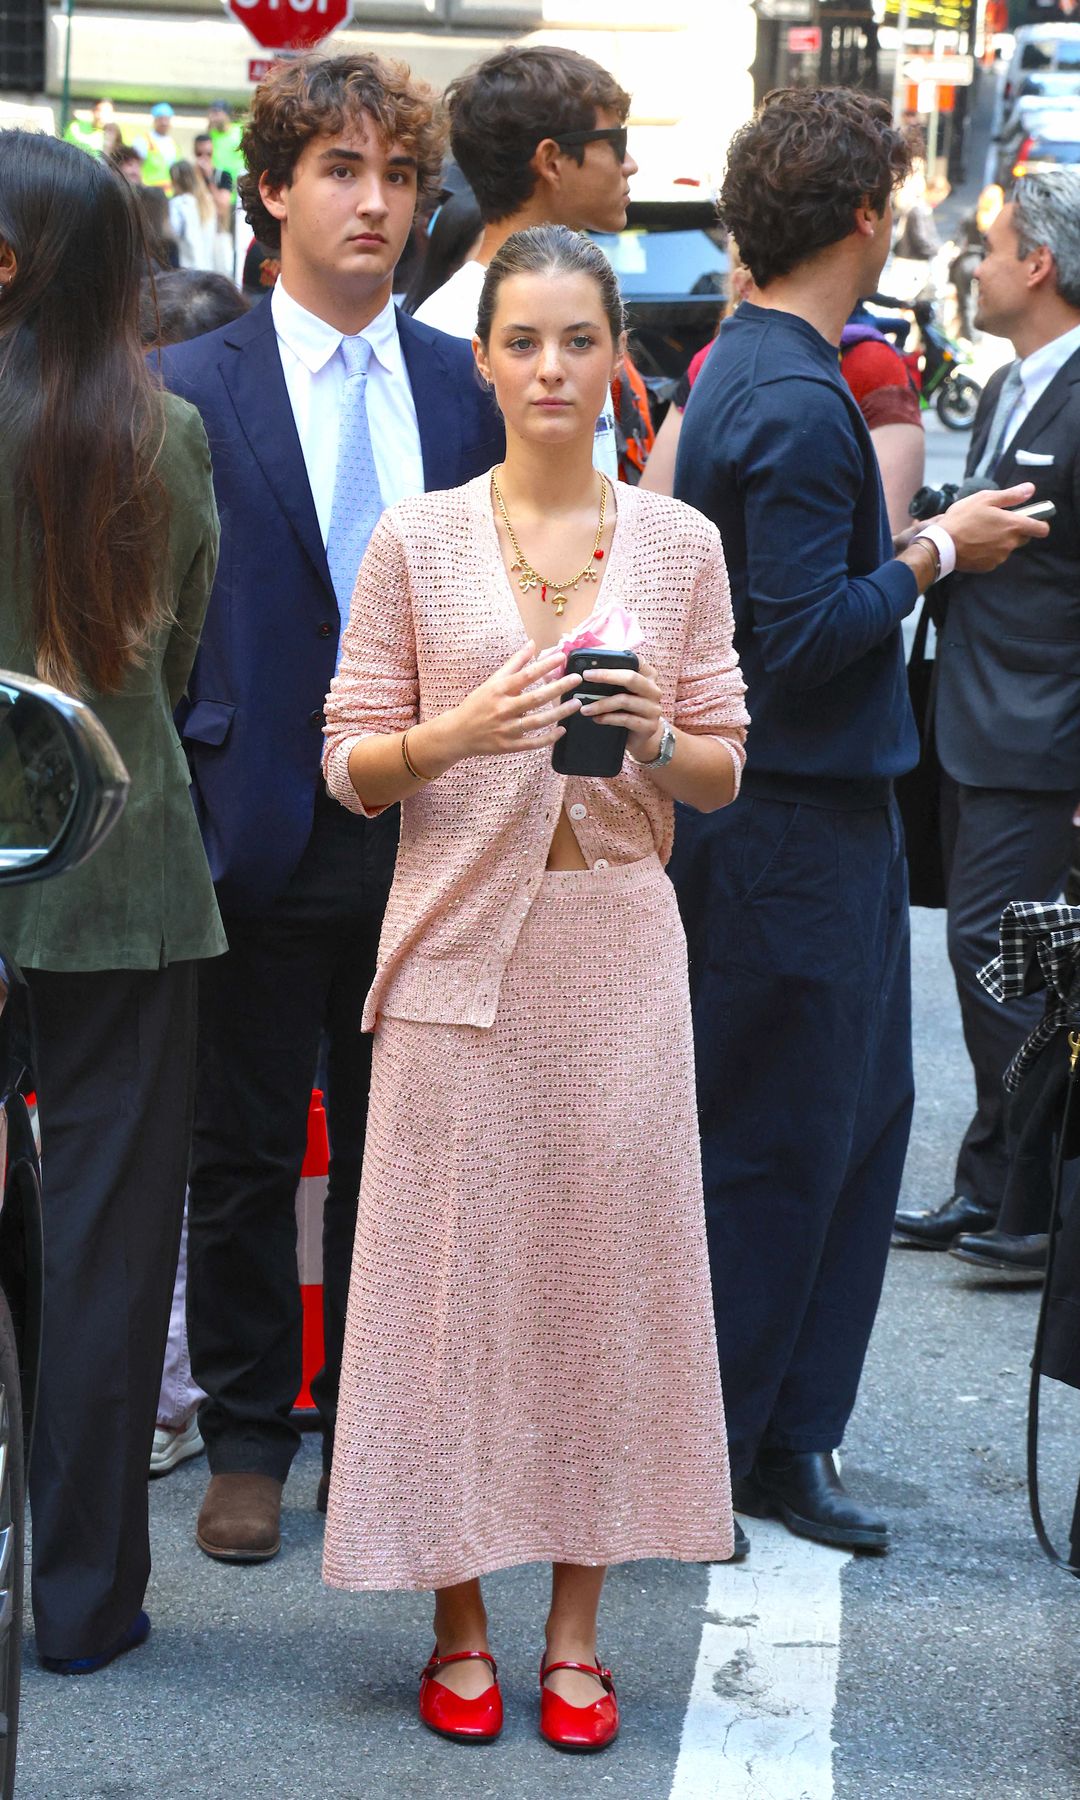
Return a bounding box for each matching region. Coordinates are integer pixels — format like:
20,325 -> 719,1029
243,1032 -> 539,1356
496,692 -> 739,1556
318,622 -> 333,638
310,708 -> 325,727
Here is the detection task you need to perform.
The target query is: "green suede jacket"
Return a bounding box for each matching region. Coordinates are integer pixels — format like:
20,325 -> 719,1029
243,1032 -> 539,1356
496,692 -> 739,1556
0,392 -> 227,970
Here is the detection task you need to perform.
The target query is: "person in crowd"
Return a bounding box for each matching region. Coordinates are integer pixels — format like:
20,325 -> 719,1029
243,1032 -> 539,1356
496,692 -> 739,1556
158,51 -> 504,1564
207,99 -> 246,186
839,310 -> 925,533
0,130 -> 224,1671
140,267 -> 247,348
136,184 -> 179,270
110,143 -> 144,187
321,222 -> 746,1750
133,103 -> 179,189
64,96 -> 115,157
950,183 -> 1005,342
669,87 -> 1047,1558
402,186 -> 482,316
240,234 -> 280,299
195,127 -> 243,279
169,159 -> 219,271
893,169 -> 1080,1278
138,265 -> 250,1479
414,44 -> 637,481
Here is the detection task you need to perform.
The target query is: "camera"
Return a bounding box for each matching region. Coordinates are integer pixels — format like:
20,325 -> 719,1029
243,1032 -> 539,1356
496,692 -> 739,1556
909,482 -> 959,521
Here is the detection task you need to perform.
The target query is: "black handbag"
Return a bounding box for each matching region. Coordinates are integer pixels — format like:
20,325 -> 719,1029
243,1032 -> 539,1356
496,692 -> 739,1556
895,598 -> 946,909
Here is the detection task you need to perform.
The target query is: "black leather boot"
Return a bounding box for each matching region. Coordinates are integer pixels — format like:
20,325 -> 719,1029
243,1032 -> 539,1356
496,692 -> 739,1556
732,1450 -> 888,1554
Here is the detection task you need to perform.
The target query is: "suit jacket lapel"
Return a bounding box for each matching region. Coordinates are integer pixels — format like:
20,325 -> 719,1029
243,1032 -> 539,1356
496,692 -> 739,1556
218,303 -> 334,598
397,309 -> 465,490
999,346 -> 1080,471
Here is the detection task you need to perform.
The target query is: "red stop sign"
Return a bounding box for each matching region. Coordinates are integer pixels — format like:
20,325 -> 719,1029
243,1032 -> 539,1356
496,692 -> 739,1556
227,0 -> 352,53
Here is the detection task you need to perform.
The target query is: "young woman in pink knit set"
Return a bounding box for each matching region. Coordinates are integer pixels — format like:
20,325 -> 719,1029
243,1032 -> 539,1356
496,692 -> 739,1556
321,224 -> 748,1752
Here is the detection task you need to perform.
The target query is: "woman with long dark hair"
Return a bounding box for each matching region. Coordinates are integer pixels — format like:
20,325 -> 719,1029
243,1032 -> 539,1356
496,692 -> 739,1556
323,225 -> 747,1749
0,130 -> 225,1673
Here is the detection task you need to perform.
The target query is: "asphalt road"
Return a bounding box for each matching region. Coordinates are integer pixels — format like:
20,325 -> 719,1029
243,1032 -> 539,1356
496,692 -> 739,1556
17,415 -> 1080,1800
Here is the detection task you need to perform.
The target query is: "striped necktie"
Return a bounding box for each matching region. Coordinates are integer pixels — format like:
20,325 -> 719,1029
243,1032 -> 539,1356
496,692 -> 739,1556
973,360 -> 1024,479
325,334 -> 385,644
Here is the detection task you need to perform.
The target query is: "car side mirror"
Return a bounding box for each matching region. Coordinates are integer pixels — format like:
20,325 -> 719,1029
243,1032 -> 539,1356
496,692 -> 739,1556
0,675 -> 129,886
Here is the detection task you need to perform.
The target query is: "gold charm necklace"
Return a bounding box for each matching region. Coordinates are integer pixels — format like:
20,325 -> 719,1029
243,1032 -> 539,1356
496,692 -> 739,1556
491,470 -> 608,618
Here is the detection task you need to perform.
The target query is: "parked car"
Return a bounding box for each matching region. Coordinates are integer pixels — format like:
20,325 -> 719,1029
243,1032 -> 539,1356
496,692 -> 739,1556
590,196 -> 728,394
0,674 -> 128,1798
1009,116 -> 1080,180
1001,21 -> 1080,117
995,89 -> 1080,185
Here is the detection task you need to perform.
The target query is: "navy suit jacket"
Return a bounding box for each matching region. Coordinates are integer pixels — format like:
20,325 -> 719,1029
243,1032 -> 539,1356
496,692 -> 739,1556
158,297 -> 504,915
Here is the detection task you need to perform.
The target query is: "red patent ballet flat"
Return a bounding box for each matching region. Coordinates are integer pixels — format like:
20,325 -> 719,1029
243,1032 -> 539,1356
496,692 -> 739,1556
418,1647 -> 503,1744
539,1655 -> 620,1753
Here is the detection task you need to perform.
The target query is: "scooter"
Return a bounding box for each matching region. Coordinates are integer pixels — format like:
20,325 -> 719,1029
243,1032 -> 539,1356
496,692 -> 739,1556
869,293 -> 983,431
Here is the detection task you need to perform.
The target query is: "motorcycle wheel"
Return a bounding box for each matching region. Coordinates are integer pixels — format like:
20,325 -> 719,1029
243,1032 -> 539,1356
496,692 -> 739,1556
937,373 -> 982,431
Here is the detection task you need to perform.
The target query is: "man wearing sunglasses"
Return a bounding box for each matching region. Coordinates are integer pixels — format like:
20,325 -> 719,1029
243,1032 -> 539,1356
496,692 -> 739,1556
414,44 -> 637,478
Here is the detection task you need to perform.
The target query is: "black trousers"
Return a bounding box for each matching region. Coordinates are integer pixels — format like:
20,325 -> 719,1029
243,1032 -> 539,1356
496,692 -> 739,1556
670,795 -> 914,1480
187,791 -> 397,1482
26,960 -> 197,1660
941,777 -> 1076,1217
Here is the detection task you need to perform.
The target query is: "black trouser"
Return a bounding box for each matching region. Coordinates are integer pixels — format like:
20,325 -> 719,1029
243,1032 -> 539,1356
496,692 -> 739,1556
187,791 -> 397,1482
941,777 -> 1076,1218
27,960 -> 197,1660
670,795 -> 913,1481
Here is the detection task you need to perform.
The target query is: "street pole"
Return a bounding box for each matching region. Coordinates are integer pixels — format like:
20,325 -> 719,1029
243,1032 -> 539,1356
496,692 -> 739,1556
892,0 -> 910,125
60,0 -> 75,136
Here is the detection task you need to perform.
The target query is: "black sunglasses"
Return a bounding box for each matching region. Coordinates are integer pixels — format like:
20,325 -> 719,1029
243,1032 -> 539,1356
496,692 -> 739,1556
554,126 -> 629,164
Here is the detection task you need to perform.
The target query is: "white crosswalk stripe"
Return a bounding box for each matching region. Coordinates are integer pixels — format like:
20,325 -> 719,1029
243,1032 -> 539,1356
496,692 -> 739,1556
669,1520 -> 850,1800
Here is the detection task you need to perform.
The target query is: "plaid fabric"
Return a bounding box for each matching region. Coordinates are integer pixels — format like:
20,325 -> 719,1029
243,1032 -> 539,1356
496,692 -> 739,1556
978,901 -> 1080,1091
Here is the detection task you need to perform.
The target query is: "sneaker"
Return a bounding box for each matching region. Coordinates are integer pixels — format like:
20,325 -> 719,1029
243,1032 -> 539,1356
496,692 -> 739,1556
150,1415 -> 204,1478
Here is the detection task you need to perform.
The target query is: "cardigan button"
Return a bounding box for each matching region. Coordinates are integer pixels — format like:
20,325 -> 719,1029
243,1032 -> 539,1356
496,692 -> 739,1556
569,803 -> 587,821
309,708 -> 325,728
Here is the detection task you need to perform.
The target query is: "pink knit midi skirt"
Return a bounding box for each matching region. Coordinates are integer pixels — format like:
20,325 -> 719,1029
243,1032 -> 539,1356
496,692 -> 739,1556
323,854 -> 733,1591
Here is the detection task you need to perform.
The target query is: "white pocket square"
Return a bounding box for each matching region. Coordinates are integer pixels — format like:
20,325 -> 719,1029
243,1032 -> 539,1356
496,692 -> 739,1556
1015,449 -> 1055,465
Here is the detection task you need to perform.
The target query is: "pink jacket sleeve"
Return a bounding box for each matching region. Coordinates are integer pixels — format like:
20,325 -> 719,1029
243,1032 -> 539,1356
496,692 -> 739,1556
673,530 -> 750,795
322,512 -> 418,818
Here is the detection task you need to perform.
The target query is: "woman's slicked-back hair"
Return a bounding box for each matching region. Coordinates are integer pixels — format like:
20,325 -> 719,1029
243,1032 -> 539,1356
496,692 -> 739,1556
239,50 -> 445,250
720,87 -> 914,289
0,129 -> 170,697
447,46 -> 631,226
475,223 -> 625,347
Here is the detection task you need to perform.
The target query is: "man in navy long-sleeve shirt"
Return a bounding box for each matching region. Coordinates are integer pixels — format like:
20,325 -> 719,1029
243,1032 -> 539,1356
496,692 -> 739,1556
670,87 -> 1045,1556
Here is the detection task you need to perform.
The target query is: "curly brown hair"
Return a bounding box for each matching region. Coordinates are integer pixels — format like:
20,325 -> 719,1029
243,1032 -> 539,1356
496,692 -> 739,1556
720,88 -> 914,289
239,51 -> 445,250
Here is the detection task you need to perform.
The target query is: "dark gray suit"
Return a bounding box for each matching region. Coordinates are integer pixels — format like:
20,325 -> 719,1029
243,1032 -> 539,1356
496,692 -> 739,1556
935,343 -> 1080,1218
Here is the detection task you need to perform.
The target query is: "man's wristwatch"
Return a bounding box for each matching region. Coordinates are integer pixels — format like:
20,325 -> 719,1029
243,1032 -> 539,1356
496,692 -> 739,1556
628,718 -> 676,768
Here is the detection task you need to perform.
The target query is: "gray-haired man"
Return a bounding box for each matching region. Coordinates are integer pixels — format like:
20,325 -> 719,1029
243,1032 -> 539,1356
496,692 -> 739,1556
895,170 -> 1080,1269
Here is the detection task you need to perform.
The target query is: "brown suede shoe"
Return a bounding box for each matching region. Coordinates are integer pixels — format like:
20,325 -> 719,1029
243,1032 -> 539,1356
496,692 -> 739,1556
196,1474 -> 282,1563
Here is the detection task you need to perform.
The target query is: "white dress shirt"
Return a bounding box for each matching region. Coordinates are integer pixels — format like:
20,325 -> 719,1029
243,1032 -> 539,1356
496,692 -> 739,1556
1001,318 -> 1080,450
271,280 -> 426,544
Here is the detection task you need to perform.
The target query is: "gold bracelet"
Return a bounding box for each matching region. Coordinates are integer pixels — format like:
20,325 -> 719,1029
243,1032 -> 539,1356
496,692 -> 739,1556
401,728 -> 433,783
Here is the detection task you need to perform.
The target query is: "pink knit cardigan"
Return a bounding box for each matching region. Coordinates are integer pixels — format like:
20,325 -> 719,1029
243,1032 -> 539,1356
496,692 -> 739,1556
323,473 -> 748,1030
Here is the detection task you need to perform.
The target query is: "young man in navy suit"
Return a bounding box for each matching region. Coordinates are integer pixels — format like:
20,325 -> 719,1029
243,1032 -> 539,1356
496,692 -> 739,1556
160,52 -> 504,1561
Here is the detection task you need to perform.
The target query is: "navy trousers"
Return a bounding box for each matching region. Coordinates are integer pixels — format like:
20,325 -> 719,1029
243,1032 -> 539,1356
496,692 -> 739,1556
669,794 -> 914,1480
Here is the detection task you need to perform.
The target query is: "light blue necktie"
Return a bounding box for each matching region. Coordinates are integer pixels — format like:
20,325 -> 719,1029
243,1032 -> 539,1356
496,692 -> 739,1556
973,360 -> 1024,479
325,335 -> 385,647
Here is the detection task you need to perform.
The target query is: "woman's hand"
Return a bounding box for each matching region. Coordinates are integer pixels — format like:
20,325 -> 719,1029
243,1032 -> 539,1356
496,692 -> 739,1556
579,657 -> 664,763
446,641 -> 582,760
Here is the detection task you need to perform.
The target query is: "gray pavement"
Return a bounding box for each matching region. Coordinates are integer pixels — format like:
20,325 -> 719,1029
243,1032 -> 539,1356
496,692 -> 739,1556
18,424 -> 1080,1800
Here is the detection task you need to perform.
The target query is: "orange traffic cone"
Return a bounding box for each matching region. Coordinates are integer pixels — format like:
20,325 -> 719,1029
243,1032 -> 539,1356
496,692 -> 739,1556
294,1089 -> 329,1413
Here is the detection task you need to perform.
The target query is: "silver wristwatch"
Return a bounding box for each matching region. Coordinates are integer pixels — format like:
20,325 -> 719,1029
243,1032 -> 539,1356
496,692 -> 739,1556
629,718 -> 676,769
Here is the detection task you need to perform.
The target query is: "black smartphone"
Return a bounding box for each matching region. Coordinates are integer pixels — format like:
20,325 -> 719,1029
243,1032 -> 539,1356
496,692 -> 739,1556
552,649 -> 639,778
